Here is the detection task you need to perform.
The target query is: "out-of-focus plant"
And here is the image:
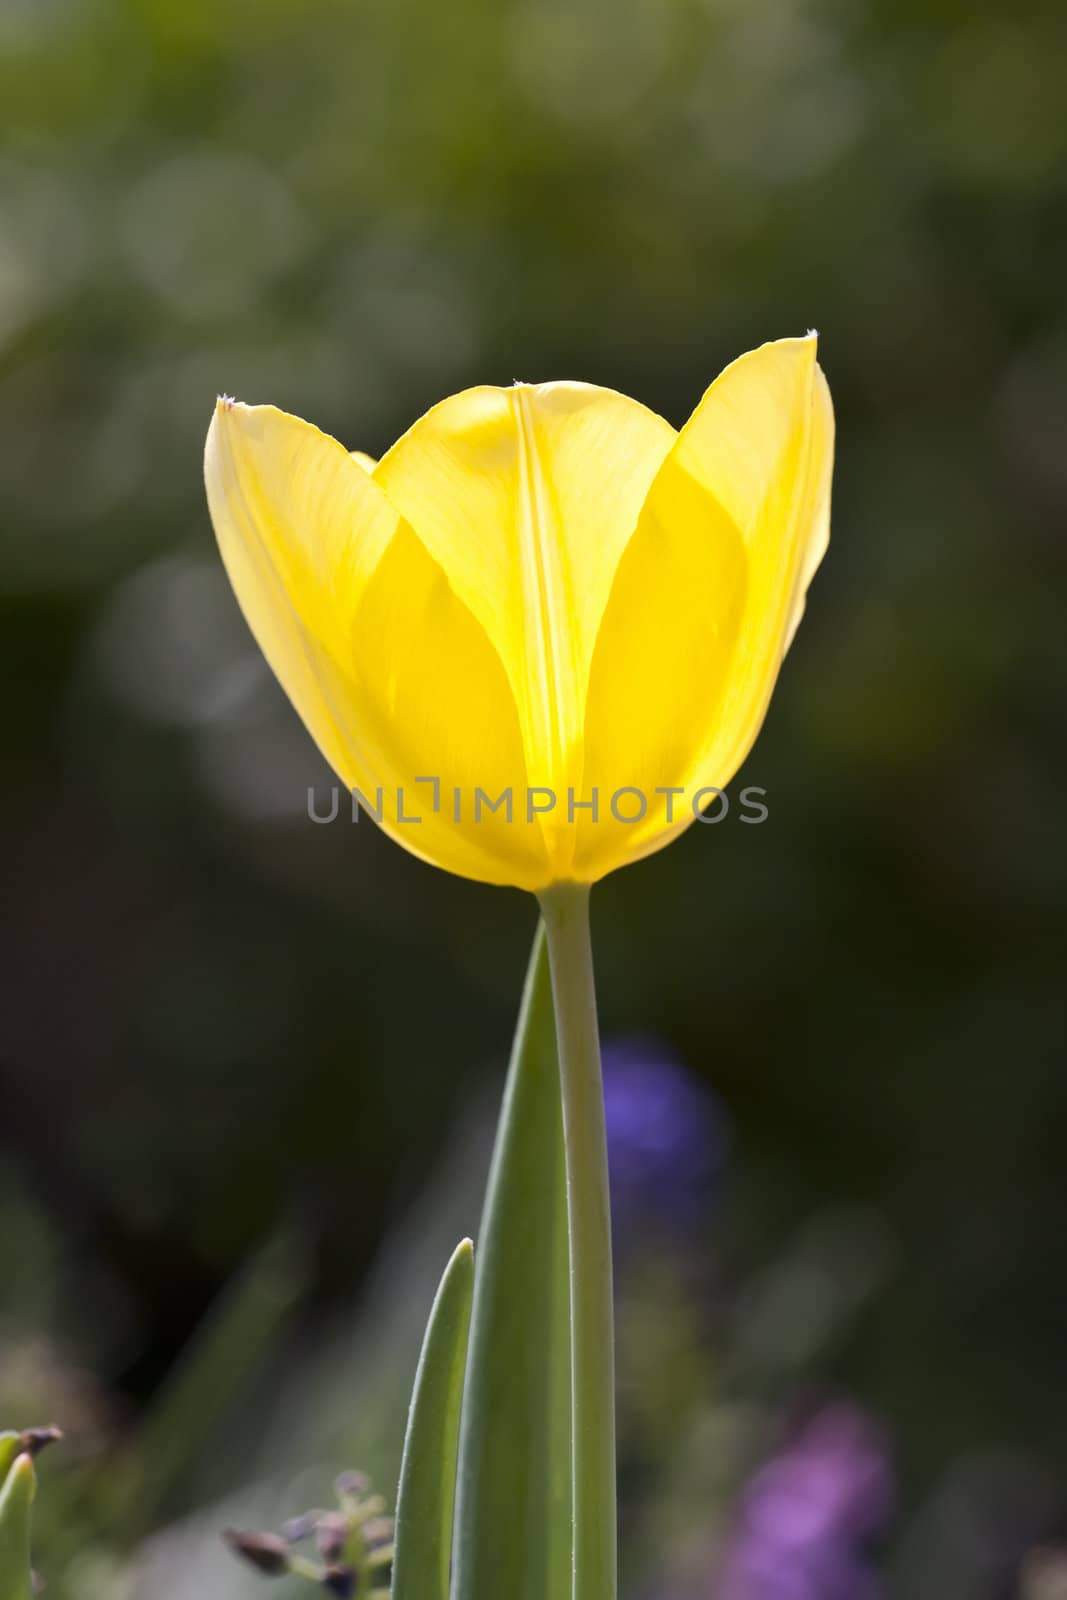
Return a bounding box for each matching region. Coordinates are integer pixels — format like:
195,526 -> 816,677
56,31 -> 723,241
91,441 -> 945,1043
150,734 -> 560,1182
717,1402 -> 893,1600
602,1038 -> 729,1257
227,1469 -> 395,1598
0,1429 -> 60,1600
0,1444 -> 35,1600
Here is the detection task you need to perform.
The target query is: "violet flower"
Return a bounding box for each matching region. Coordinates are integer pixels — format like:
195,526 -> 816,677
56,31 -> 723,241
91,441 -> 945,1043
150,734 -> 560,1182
718,1403 -> 893,1600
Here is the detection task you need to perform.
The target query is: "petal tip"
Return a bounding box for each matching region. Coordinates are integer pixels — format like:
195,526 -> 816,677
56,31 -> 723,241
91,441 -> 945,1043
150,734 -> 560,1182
216,394 -> 256,425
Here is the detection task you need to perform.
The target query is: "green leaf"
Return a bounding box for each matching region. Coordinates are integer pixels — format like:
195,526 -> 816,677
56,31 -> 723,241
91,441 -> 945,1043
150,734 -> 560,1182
0,1445 -> 22,1492
392,1238 -> 475,1600
451,922 -> 572,1600
0,1452 -> 34,1600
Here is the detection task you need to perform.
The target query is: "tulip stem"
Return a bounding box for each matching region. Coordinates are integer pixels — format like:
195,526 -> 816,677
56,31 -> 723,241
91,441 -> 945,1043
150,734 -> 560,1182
538,882 -> 615,1600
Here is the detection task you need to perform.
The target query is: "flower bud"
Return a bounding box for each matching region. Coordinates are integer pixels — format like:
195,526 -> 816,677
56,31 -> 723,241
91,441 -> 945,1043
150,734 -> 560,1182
321,1566 -> 355,1597
223,1530 -> 291,1577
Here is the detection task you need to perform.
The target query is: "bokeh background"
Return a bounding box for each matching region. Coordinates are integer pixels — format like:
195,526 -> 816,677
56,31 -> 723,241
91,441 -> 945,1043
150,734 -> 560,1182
2,0 -> 1066,1595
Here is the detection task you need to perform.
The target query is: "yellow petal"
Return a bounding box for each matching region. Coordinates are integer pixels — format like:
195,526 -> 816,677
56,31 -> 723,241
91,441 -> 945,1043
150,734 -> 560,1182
373,383 -> 676,823
781,360 -> 833,655
205,399 -> 550,887
350,449 -> 377,472
205,400 -> 399,788
348,522 -> 551,887
576,335 -> 833,880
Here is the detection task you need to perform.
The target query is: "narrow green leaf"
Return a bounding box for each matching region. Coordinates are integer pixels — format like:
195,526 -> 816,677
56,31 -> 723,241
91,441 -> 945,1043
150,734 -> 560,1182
0,1453 -> 34,1600
392,1238 -> 475,1600
452,922 -> 572,1600
0,1445 -> 21,1492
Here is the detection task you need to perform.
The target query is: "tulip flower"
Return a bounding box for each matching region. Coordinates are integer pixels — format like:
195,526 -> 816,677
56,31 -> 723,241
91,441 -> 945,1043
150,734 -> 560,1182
204,334 -> 832,892
204,333 -> 834,1600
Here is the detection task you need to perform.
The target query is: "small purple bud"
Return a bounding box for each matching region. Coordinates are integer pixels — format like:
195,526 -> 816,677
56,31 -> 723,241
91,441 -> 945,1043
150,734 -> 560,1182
335,1470 -> 369,1499
223,1530 -> 291,1577
316,1512 -> 348,1560
281,1511 -> 321,1544
322,1567 -> 356,1598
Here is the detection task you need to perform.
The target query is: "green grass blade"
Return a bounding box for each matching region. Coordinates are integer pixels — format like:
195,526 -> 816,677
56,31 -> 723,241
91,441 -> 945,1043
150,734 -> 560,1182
0,1453 -> 34,1600
451,922 -> 572,1600
392,1238 -> 475,1600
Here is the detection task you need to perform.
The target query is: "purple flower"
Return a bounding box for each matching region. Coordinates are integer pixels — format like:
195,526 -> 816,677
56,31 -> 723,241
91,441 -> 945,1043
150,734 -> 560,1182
719,1404 -> 894,1600
601,1037 -> 728,1248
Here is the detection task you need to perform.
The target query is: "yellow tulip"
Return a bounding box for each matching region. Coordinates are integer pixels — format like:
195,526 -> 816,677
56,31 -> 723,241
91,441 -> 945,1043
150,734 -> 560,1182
204,334 -> 833,890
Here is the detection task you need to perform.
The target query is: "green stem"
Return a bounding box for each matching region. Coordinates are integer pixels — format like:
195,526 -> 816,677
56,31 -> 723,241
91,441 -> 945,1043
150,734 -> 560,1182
537,883 -> 615,1600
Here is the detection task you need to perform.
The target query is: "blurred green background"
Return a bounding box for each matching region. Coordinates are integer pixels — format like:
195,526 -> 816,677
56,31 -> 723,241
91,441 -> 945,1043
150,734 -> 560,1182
2,0 -> 1066,1596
